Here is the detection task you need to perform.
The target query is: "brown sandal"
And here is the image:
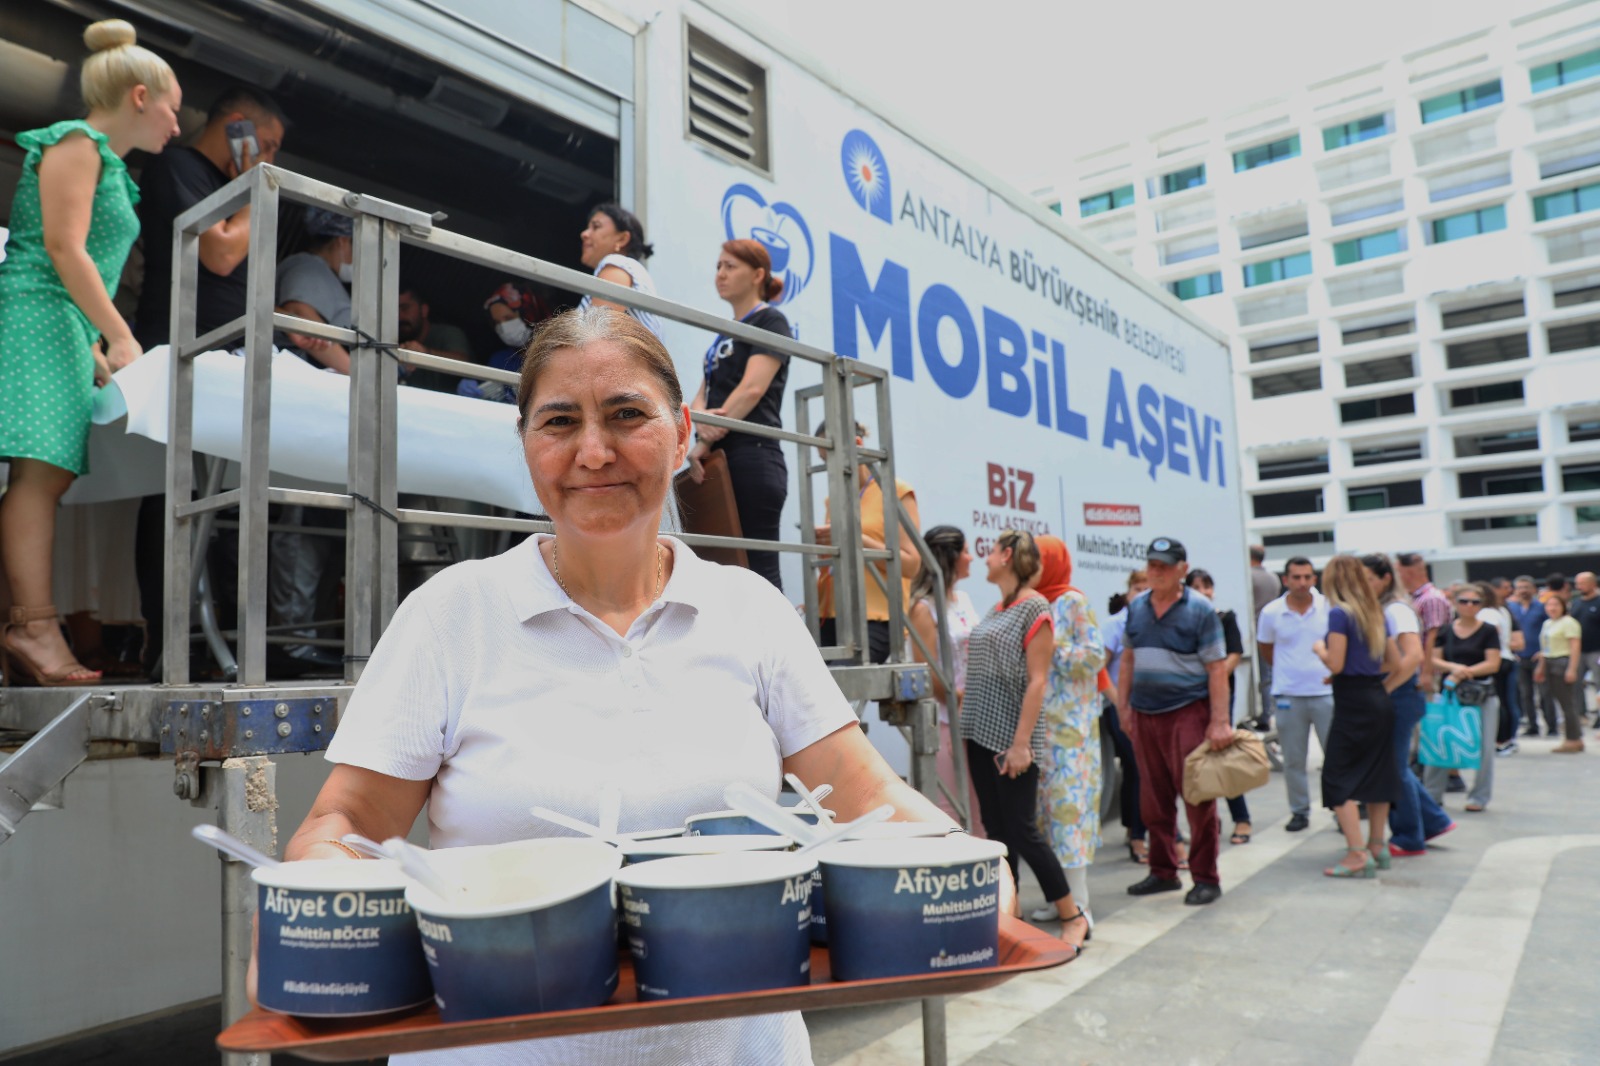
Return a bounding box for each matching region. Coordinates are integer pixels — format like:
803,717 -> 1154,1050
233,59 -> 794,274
2,606 -> 103,687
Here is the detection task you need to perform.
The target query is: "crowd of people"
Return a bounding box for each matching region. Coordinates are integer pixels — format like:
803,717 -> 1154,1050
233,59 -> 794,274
904,526 -> 1600,925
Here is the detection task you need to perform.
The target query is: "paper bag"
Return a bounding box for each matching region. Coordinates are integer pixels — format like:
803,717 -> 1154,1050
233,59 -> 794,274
1182,728 -> 1271,805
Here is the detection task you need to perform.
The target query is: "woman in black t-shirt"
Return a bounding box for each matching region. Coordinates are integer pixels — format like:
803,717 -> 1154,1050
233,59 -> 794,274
1423,589 -> 1502,812
687,239 -> 792,590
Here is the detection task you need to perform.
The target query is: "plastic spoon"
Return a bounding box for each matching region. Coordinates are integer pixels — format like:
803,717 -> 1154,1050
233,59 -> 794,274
378,836 -> 465,900
784,773 -> 835,825
338,833 -> 390,860
723,782 -> 824,843
795,804 -> 894,855
529,805 -> 682,844
191,824 -> 280,869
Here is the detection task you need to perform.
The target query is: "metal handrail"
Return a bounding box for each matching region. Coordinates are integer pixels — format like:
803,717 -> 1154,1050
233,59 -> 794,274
164,163 -> 901,684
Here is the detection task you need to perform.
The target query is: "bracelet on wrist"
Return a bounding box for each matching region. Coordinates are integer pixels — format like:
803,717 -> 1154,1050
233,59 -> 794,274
321,838 -> 365,860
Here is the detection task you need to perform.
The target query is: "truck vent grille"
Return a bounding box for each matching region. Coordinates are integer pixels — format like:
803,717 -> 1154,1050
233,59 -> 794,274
686,26 -> 769,171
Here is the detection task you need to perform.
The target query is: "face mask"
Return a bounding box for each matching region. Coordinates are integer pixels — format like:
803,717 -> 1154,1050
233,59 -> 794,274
337,260 -> 353,284
496,318 -> 533,347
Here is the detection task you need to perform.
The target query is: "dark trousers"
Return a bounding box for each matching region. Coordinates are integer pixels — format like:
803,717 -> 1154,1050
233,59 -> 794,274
135,493 -> 165,670
718,440 -> 787,591
818,618 -> 890,664
965,740 -> 1070,903
1103,699 -> 1145,841
1514,659 -> 1556,734
1494,664 -> 1517,744
1387,679 -> 1454,850
1132,700 -> 1221,886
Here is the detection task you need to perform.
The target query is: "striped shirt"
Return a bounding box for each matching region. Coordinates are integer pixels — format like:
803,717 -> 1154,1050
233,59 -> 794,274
959,595 -> 1052,760
579,254 -> 663,337
1123,588 -> 1225,714
1411,582 -> 1452,640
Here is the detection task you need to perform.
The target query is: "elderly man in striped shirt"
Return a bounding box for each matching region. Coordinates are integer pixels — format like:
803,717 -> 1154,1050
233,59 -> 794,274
1116,537 -> 1234,907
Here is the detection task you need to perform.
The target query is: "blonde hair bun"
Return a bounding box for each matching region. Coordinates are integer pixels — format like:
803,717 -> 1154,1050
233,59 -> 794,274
83,19 -> 138,53
79,18 -> 173,112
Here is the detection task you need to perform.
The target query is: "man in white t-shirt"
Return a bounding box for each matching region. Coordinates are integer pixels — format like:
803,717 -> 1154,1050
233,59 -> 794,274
1255,557 -> 1332,833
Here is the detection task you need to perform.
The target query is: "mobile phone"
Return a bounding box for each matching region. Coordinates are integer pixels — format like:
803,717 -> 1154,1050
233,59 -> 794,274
225,119 -> 259,172
993,752 -> 1007,772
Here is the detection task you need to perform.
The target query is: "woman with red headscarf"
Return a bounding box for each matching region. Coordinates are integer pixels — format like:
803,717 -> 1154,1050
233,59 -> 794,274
1030,536 -> 1111,926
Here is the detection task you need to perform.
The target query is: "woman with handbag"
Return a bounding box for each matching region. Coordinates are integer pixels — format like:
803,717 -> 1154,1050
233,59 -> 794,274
1361,554 -> 1455,856
1313,555 -> 1403,878
1423,587 -> 1504,812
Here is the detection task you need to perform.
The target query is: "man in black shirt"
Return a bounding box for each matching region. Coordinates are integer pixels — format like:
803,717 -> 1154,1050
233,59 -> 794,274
1575,571 -> 1600,715
133,86 -> 287,347
132,86 -> 287,673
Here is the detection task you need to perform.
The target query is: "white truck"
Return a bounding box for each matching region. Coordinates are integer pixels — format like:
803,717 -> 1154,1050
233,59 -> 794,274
0,0 -> 1247,1055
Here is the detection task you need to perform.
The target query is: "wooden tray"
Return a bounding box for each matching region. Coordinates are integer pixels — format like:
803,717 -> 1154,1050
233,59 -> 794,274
219,915 -> 1072,1061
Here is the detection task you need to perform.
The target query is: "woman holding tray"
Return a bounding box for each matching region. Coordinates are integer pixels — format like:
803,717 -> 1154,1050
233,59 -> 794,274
267,306 -> 981,1064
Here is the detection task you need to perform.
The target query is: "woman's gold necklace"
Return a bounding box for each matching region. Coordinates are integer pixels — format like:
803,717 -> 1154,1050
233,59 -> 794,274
552,540 -> 663,602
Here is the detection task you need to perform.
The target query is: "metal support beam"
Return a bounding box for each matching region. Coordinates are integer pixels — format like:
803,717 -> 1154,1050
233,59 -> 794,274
921,996 -> 949,1066
203,756 -> 278,1066
0,695 -> 93,843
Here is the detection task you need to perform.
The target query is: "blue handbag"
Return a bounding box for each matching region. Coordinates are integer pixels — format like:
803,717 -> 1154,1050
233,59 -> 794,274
1418,686 -> 1482,769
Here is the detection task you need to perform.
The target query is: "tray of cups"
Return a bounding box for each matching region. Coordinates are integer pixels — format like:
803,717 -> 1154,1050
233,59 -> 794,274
220,912 -> 1072,1062
215,792 -> 1078,1061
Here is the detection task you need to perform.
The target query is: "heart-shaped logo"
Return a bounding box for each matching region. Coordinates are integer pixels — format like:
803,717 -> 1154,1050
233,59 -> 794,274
720,183 -> 815,306
841,129 -> 893,223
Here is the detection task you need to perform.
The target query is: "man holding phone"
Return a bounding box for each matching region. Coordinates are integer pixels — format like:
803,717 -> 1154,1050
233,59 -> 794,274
131,85 -> 287,674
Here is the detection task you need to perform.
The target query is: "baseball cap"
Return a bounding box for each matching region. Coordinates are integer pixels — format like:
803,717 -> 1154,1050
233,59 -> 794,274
1146,537 -> 1187,564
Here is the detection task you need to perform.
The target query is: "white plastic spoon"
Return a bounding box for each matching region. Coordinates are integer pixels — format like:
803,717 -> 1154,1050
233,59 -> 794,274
784,773 -> 835,825
529,804 -> 682,844
724,782 -> 824,843
378,836 -> 465,899
338,833 -> 390,860
795,804 -> 895,855
191,824 -> 280,869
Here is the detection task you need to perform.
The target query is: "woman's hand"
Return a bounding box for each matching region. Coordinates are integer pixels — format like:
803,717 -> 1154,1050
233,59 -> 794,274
105,334 -> 142,373
1565,664 -> 1579,685
92,343 -> 113,387
1000,743 -> 1032,778
695,407 -> 729,443
686,442 -> 709,484
1447,663 -> 1472,683
1534,665 -> 1546,684
996,860 -> 1017,917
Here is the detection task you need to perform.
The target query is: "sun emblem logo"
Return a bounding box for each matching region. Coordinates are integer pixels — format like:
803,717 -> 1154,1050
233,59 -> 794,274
840,129 -> 893,223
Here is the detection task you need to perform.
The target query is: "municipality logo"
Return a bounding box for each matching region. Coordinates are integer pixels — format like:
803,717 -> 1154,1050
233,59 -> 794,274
719,182 -> 814,306
841,129 -> 892,222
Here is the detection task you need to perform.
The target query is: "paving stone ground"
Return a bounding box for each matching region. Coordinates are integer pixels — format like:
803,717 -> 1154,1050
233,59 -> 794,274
808,729 -> 1600,1066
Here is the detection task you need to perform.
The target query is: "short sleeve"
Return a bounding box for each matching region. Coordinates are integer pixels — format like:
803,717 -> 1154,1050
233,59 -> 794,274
1254,604 -> 1274,645
1221,612 -> 1244,657
1195,604 -> 1225,664
751,307 -> 792,362
1327,606 -> 1352,640
324,585 -> 455,781
753,578 -> 858,758
1388,603 -> 1420,636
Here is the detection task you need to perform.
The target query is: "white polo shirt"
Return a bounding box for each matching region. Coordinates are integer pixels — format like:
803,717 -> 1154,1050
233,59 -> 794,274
1256,589 -> 1333,697
327,533 -> 855,1066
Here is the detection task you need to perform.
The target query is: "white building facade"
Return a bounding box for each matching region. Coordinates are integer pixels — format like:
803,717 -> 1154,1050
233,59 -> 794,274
1041,2 -> 1600,583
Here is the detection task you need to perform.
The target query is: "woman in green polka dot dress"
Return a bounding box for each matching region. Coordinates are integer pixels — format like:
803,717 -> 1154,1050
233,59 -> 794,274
0,20 -> 180,686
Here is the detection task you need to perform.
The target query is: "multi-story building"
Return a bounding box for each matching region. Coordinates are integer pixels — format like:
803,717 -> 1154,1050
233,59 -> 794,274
1038,1 -> 1600,583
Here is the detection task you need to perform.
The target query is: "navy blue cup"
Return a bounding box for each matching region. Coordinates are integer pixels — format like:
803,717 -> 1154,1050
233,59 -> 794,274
406,839 -> 622,1023
252,859 -> 433,1017
615,852 -> 817,1000
807,823 -> 952,945
818,837 -> 1009,980
620,834 -> 792,865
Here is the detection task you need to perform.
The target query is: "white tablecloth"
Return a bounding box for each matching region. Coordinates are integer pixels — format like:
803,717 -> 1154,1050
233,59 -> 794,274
60,346 -> 539,513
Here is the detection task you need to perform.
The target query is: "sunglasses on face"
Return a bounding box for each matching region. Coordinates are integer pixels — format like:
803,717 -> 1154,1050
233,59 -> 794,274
1457,598 -> 1482,605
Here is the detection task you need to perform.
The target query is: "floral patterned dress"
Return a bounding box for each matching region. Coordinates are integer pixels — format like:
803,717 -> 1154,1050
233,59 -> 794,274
1036,590 -> 1107,868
